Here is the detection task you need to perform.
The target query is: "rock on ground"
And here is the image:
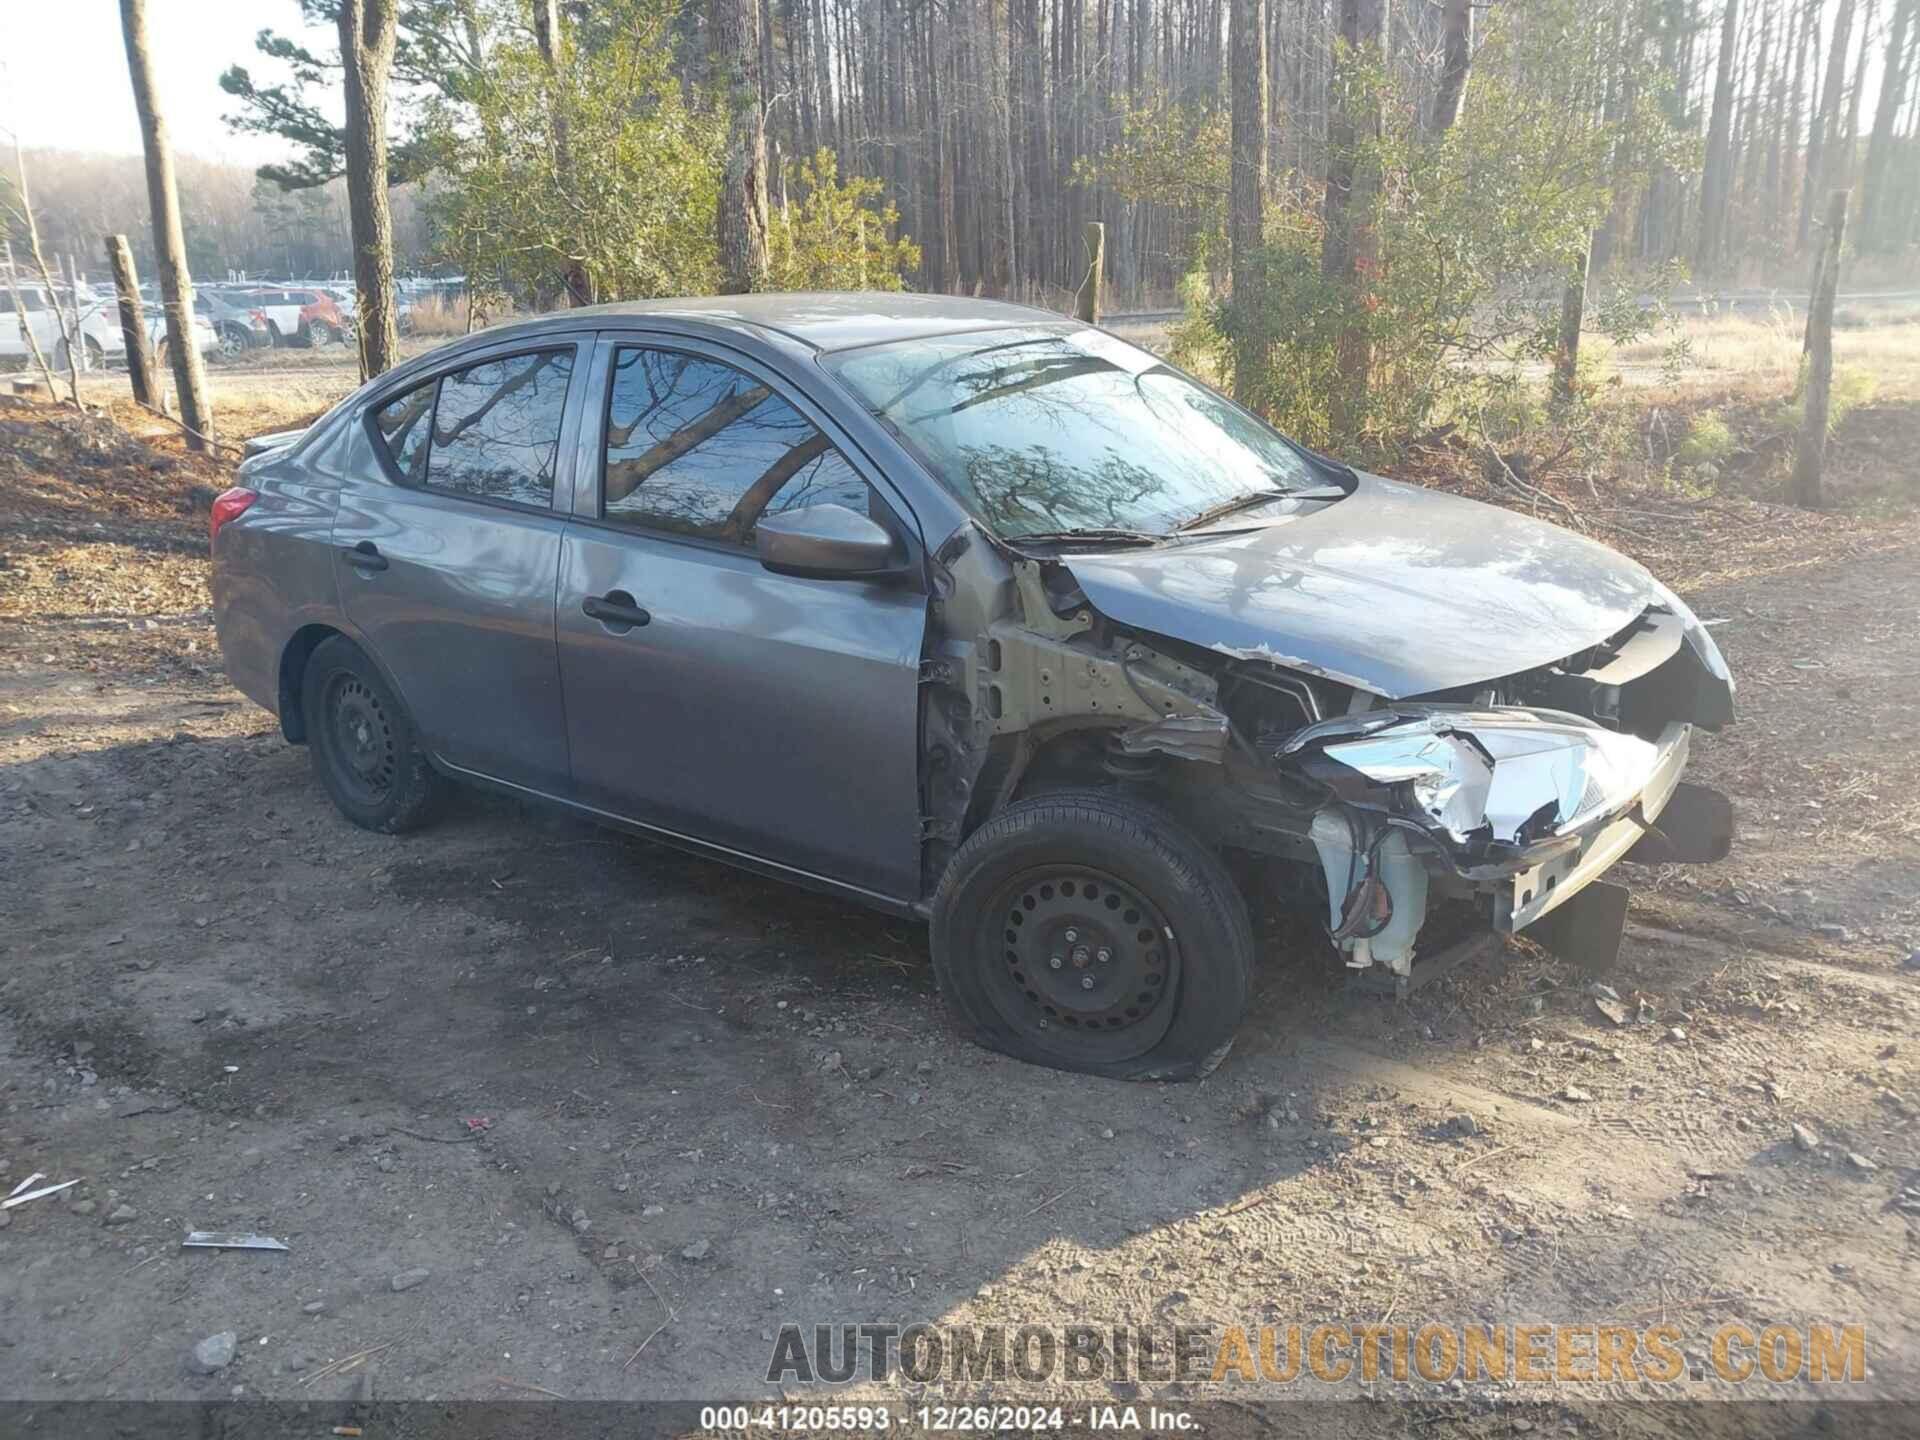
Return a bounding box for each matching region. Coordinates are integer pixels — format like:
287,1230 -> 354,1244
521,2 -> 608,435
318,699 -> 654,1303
188,1331 -> 237,1374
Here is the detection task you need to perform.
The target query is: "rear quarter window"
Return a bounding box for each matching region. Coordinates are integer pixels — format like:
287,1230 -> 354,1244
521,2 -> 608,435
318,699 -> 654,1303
369,348 -> 574,507
373,384 -> 434,483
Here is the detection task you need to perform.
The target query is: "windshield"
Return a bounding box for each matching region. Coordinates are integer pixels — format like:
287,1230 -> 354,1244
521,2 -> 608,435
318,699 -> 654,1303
823,325 -> 1319,538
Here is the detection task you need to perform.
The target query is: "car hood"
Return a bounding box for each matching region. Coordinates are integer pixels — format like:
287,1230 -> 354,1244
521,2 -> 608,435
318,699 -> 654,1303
1061,472 -> 1662,698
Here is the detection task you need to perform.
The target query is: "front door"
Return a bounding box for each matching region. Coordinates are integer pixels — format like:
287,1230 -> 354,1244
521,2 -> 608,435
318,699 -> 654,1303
332,340 -> 586,794
555,338 -> 928,901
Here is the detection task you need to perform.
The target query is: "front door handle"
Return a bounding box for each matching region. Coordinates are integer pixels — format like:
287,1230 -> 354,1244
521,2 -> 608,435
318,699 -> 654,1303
583,590 -> 651,631
342,541 -> 388,572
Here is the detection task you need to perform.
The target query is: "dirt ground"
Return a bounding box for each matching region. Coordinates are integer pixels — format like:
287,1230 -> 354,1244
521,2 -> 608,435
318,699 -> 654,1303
1,335 -> 1918,1430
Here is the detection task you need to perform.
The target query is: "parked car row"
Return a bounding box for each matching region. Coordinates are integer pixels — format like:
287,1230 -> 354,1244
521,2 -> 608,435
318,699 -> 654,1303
0,280 -> 219,371
193,284 -> 350,349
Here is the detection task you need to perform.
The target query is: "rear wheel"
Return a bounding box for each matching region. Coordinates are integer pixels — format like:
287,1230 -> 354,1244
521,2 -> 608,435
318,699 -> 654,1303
301,636 -> 442,833
931,788 -> 1252,1081
306,320 -> 339,347
54,335 -> 106,372
216,325 -> 247,360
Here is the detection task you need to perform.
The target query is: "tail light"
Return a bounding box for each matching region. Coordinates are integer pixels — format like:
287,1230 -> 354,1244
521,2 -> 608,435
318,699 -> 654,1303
210,487 -> 258,545
250,309 -> 269,326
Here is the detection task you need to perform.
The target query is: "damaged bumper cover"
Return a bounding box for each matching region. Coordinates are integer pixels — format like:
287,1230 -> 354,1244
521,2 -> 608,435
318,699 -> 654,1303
1288,707 -> 1733,974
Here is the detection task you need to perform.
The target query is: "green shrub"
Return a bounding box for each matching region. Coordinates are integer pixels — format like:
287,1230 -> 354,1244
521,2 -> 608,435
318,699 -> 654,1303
1673,411 -> 1735,468
1778,363 -> 1878,435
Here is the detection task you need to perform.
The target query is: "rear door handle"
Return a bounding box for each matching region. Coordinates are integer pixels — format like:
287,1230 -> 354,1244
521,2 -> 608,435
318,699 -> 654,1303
583,590 -> 651,631
342,541 -> 388,572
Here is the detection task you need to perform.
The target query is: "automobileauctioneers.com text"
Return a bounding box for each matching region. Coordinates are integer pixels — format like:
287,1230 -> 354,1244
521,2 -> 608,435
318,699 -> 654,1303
765,1321 -> 1867,1388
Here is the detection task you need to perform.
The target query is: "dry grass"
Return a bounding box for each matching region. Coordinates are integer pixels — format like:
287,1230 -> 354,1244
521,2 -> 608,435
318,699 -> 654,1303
1606,302 -> 1920,394
406,292 -> 476,336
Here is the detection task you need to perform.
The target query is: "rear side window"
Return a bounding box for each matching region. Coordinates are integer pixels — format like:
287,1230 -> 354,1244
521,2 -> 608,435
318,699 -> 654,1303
370,348 -> 574,507
374,384 -> 434,483
601,346 -> 869,544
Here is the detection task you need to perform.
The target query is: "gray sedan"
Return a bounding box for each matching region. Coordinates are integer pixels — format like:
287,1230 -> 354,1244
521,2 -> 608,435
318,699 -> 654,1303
211,294 -> 1734,1080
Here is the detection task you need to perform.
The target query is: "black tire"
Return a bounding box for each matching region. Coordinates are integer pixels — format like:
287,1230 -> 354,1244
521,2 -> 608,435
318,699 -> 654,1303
54,336 -> 106,372
931,788 -> 1253,1081
301,636 -> 443,834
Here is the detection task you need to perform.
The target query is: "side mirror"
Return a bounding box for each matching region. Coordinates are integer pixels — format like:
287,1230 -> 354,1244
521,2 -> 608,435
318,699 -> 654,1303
755,503 -> 901,580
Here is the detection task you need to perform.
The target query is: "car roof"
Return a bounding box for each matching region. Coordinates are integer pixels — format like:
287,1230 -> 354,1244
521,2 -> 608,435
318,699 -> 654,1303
483,291 -> 1067,354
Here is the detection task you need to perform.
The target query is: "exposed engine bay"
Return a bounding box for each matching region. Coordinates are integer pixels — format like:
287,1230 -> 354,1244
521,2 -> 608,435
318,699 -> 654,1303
918,526 -> 1736,988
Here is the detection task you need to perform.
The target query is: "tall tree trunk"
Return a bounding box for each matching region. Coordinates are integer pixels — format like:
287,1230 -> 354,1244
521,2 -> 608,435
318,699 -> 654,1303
338,0 -> 401,377
1229,0 -> 1267,405
1324,0 -> 1384,439
997,0 -> 1020,295
1839,0 -> 1878,188
1860,0 -> 1918,244
118,0 -> 213,448
1802,0 -> 1854,249
1430,0 -> 1472,134
1695,0 -> 1741,280
1785,0 -> 1815,228
1737,1 -> 1775,221
713,0 -> 772,293
533,0 -> 587,302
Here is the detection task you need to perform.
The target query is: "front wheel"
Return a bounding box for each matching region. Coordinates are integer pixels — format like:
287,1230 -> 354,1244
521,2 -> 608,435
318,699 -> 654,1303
301,636 -> 443,833
931,789 -> 1253,1081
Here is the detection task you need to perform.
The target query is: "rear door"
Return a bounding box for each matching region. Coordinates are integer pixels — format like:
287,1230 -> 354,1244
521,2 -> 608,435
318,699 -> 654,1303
554,335 -> 928,900
332,337 -> 588,794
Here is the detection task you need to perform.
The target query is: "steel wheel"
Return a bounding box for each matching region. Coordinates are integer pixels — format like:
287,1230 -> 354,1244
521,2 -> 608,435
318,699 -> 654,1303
324,673 -> 398,806
982,864 -> 1182,1064
300,635 -> 444,834
932,789 -> 1253,1080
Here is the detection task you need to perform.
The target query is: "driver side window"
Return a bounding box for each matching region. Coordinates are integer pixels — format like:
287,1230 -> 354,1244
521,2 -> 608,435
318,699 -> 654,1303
600,346 -> 870,545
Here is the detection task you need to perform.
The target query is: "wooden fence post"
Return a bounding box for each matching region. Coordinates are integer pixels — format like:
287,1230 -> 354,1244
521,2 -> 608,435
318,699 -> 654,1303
1075,221 -> 1105,324
105,235 -> 159,409
1552,243 -> 1591,404
1793,189 -> 1849,509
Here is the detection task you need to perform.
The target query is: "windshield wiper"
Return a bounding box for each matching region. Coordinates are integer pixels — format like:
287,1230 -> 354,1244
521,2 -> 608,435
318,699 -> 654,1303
1176,485 -> 1345,532
1176,490 -> 1294,531
1007,526 -> 1163,549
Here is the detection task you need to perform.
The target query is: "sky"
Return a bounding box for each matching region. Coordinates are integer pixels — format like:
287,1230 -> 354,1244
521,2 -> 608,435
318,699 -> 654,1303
0,1 -> 334,165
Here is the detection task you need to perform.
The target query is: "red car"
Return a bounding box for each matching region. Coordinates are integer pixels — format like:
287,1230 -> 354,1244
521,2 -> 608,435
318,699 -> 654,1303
220,287 -> 348,348
294,289 -> 348,347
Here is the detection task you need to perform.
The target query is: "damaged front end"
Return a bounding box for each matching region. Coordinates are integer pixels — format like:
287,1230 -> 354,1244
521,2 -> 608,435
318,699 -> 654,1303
921,533 -> 1735,991
1271,598 -> 1735,981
